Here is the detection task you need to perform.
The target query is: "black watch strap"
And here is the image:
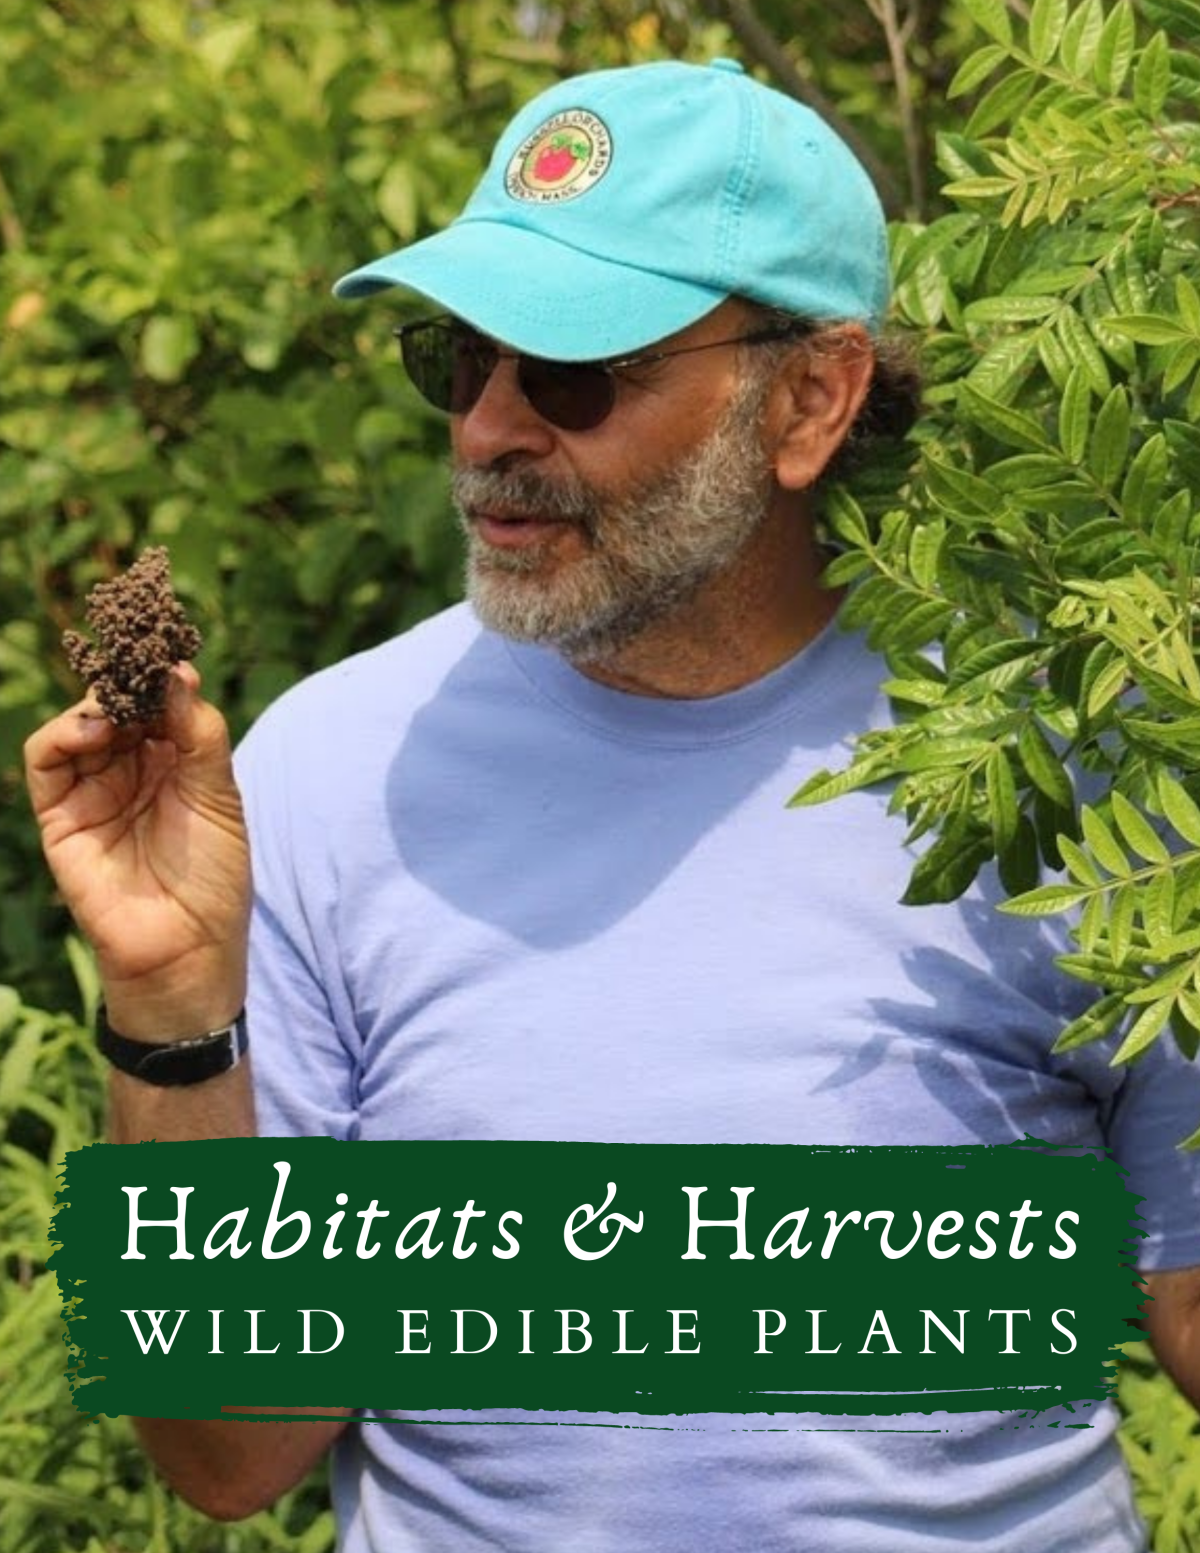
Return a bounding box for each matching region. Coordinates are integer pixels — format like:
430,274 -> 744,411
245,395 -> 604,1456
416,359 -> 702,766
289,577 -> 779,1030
97,1005 -> 248,1087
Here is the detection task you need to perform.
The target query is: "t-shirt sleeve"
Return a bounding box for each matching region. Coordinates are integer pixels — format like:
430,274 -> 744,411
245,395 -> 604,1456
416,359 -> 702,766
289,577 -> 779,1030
1104,1032 -> 1200,1272
1030,883 -> 1200,1274
234,705 -> 362,1141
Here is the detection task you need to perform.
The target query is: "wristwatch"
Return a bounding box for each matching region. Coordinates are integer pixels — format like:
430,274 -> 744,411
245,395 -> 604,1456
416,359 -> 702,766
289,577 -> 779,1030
97,1005 -> 248,1087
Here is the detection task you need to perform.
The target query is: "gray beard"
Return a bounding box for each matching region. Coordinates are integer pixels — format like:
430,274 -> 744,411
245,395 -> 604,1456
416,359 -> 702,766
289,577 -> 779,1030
450,370 -> 775,664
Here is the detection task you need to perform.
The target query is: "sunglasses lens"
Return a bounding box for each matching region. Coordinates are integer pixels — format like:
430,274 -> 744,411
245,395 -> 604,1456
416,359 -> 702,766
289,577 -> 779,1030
397,322 -> 616,430
400,324 -> 495,415
519,359 -> 615,432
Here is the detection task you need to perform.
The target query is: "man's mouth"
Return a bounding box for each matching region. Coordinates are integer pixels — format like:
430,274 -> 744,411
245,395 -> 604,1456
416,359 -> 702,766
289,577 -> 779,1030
471,510 -> 576,548
454,464 -> 600,533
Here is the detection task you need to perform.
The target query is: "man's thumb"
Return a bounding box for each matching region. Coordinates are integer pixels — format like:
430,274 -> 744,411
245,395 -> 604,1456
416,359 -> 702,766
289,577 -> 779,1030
162,665 -> 239,789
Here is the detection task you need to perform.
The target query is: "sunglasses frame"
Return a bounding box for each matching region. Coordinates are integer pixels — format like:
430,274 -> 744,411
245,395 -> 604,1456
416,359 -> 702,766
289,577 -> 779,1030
392,314 -> 812,432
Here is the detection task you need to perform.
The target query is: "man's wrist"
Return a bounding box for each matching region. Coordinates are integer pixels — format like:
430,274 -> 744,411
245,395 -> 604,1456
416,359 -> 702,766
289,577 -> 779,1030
101,963 -> 247,1042
97,1004 -> 248,1087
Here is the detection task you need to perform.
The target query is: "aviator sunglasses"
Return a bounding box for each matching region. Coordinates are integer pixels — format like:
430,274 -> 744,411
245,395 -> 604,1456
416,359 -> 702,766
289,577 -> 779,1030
393,315 -> 810,433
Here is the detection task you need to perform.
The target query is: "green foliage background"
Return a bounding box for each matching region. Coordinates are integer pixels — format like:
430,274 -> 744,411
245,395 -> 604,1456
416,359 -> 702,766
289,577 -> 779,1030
796,0 -> 1200,1091
3,1 -> 1200,1548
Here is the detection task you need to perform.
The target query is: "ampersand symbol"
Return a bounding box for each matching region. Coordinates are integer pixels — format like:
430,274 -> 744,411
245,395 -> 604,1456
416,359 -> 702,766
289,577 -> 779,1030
563,1181 -> 645,1261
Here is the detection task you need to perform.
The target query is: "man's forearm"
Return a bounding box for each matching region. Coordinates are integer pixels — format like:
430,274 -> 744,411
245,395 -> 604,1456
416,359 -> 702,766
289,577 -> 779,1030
1142,1267 -> 1200,1413
109,1049 -> 349,1516
107,1063 -> 255,1144
134,1410 -> 353,1522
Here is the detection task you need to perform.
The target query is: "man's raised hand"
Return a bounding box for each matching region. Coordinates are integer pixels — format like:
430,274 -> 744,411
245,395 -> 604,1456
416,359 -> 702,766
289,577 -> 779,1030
23,663 -> 250,1038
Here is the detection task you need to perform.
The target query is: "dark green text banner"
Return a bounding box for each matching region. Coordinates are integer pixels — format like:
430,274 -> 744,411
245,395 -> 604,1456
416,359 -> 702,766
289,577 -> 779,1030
50,1138 -> 1141,1420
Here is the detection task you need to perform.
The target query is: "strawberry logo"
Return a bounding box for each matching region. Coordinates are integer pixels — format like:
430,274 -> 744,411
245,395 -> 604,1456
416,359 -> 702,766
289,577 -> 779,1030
505,110 -> 612,204
531,134 -> 588,184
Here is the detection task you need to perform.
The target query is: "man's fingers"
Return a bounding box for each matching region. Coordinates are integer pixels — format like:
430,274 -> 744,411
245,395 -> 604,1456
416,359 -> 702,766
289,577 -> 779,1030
73,747 -> 115,779
174,660 -> 201,695
161,667 -> 237,774
25,669 -> 238,829
23,706 -> 118,814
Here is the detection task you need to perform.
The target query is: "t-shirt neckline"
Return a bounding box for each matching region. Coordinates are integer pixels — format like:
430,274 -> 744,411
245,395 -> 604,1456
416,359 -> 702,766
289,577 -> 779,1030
500,611 -> 856,749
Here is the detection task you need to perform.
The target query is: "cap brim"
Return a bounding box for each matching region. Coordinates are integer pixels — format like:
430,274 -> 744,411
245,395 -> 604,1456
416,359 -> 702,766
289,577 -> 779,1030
332,219 -> 729,360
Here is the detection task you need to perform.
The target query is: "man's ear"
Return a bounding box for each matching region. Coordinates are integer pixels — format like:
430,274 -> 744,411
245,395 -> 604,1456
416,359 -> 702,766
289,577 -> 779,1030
764,326 -> 876,491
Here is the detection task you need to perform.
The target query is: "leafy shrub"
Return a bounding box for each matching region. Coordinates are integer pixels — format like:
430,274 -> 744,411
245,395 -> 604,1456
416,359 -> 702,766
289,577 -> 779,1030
796,0 -> 1200,1076
0,970 -> 338,1550
1120,1340 -> 1200,1553
0,0 -> 563,1013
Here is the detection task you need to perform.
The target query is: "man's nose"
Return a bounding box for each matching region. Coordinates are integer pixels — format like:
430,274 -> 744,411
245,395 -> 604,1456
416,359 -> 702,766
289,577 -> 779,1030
452,358 -> 557,467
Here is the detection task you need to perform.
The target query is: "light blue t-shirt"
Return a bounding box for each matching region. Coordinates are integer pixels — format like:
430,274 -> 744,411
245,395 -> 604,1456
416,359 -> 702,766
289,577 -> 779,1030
235,604 -> 1200,1553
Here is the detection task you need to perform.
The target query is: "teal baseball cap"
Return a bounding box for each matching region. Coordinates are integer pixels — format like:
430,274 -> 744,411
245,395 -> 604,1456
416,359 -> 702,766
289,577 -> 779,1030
333,58 -> 889,359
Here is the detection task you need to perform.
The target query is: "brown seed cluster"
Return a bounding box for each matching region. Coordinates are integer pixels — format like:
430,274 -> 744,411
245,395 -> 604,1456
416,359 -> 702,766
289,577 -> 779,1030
62,546 -> 202,726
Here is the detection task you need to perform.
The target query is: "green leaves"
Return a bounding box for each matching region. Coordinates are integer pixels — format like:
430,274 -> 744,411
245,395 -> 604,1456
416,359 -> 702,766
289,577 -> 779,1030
1095,0 -> 1137,93
987,747 -> 1020,851
1111,790 -> 1170,863
961,0 -> 1014,47
1110,993 -> 1175,1063
1134,31 -> 1172,116
789,758 -> 894,808
1059,365 -> 1092,464
901,827 -> 994,905
959,385 -> 1050,450
0,0 -> 569,1016
949,44 -> 1010,98
1018,720 -> 1074,806
811,0 -> 1200,1077
139,315 -> 201,383
1059,0 -> 1106,76
1158,772 -> 1200,847
1089,386 -> 1131,485
997,780 -> 1200,1066
1002,882 -> 1093,915
1052,992 -> 1126,1052
1109,316 -> 1199,346
1030,0 -> 1071,64
0,984 -> 337,1553
1082,805 -> 1131,875
1121,435 -> 1170,527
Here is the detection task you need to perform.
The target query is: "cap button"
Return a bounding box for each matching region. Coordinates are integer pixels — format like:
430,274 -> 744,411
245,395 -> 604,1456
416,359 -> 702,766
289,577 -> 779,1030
709,57 -> 745,73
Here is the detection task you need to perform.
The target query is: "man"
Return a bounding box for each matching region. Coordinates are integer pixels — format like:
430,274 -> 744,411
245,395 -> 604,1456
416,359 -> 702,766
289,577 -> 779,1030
25,57 -> 1200,1553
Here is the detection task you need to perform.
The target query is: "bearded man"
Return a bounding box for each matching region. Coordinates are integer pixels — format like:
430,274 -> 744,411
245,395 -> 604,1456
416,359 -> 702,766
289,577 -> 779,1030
25,57 -> 1200,1553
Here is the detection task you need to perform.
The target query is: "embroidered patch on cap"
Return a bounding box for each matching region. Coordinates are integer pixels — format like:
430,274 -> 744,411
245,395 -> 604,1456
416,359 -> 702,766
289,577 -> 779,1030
505,109 -> 612,203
